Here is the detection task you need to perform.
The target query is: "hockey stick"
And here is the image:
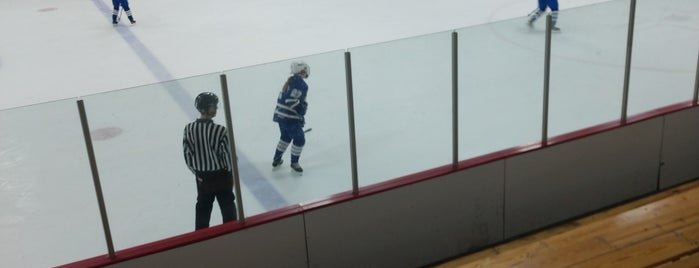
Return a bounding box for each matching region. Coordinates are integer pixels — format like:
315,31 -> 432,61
117,5 -> 123,22
304,128 -> 312,133
527,8 -> 539,16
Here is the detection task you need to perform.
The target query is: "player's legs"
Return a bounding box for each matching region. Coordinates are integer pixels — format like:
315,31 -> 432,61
215,171 -> 237,223
528,0 -> 547,26
289,122 -> 305,164
195,179 -> 216,230
547,0 -> 559,11
273,122 -> 292,164
111,0 -> 119,24
548,0 -> 560,30
217,192 -> 237,223
119,0 -> 135,23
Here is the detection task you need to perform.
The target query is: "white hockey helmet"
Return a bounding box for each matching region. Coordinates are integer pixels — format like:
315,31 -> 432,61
290,61 -> 310,76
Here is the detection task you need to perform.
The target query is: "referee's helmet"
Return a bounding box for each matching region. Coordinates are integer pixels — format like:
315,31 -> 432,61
195,92 -> 219,113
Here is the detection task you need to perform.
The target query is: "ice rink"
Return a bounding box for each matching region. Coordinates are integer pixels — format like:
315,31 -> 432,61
1,0 -> 697,267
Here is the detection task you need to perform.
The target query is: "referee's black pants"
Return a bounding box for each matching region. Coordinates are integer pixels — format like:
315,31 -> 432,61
195,170 -> 237,230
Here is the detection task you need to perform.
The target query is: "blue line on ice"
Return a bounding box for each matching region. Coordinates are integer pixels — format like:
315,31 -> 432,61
90,0 -> 289,211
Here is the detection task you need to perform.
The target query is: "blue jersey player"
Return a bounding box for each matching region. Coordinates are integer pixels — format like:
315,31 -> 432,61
528,0 -> 560,32
272,61 -> 310,173
112,0 -> 136,25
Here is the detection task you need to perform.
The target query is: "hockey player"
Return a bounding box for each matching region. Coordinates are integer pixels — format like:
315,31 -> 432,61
528,0 -> 560,32
112,0 -> 136,25
272,61 -> 310,173
183,92 -> 237,230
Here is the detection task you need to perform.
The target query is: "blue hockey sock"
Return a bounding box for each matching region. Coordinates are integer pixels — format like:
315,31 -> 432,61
290,145 -> 303,163
274,140 -> 290,160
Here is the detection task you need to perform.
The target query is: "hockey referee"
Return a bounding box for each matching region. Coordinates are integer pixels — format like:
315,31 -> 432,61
183,92 -> 237,230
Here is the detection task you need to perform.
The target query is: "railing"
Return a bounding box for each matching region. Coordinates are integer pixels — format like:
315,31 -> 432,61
0,0 -> 697,267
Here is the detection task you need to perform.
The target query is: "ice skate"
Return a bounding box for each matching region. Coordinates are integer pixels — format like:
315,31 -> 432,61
272,159 -> 283,168
527,9 -> 542,29
290,163 -> 303,173
527,17 -> 535,28
126,11 -> 136,24
551,26 -> 561,32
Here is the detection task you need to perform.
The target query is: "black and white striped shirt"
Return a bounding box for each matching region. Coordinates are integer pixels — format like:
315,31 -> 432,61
183,119 -> 232,174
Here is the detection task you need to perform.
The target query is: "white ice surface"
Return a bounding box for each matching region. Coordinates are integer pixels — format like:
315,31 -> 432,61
1,0 -> 697,267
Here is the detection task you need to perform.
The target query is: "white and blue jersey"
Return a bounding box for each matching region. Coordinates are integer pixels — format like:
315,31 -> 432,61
273,75 -> 308,123
272,74 -> 309,166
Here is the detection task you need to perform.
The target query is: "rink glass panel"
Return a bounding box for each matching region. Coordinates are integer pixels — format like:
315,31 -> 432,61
456,17 -> 544,160
223,50 -> 353,214
348,31 -> 453,187
82,73 -> 224,250
627,0 -> 699,115
0,99 -> 107,267
547,1 -> 629,136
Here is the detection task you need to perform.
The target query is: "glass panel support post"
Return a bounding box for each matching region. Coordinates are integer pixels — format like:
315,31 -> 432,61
542,14 -> 553,146
694,50 -> 699,105
451,31 -> 459,170
76,100 -> 116,259
621,0 -> 637,123
219,74 -> 246,223
344,51 -> 360,196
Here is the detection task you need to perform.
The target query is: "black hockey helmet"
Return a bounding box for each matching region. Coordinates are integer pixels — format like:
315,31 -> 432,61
195,92 -> 219,113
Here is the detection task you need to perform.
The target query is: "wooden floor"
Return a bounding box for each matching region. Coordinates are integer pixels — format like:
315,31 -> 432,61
433,179 -> 699,268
